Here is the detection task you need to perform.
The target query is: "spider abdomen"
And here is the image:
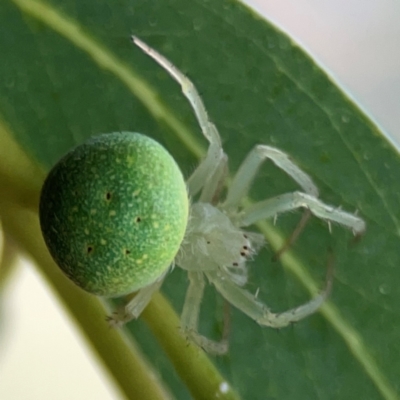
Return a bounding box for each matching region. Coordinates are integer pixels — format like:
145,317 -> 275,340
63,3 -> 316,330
40,132 -> 189,297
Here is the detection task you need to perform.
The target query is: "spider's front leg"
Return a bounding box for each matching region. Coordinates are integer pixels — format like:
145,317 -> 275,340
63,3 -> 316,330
221,145 -> 321,256
223,143 -> 365,235
132,36 -> 226,198
222,145 -> 319,210
239,191 -> 366,235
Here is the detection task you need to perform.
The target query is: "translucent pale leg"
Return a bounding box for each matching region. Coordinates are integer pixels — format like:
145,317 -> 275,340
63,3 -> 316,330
181,271 -> 229,354
199,153 -> 228,204
108,272 -> 167,326
223,145 -> 319,209
239,191 -> 366,234
132,36 -> 225,197
207,268 -> 331,328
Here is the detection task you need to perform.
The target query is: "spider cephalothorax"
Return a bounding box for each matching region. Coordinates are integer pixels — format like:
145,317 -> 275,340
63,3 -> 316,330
176,202 -> 265,286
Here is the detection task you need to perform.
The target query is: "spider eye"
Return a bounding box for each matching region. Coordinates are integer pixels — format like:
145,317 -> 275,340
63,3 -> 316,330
39,132 -> 189,297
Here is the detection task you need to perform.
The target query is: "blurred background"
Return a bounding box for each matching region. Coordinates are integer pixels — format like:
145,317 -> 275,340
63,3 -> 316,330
1,1 -> 399,399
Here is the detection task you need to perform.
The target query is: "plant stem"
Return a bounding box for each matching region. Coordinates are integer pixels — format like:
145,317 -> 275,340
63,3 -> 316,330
143,292 -> 241,400
0,231 -> 20,292
0,200 -> 173,400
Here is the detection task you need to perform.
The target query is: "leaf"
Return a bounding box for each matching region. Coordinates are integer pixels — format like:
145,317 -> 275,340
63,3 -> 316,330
1,0 -> 399,399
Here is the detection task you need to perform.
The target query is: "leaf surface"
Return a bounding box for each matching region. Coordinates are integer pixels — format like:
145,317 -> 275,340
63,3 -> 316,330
0,0 -> 399,399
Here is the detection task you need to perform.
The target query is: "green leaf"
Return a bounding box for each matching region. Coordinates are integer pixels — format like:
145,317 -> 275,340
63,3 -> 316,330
1,0 -> 399,399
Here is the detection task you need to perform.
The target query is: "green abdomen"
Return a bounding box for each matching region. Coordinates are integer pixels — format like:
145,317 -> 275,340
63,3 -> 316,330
40,132 -> 189,297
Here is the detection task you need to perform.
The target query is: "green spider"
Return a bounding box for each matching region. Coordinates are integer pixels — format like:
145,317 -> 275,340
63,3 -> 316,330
39,37 -> 366,354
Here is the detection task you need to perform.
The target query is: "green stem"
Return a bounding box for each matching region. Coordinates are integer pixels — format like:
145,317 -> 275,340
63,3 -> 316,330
143,292 -> 241,400
0,200 -> 173,400
0,231 -> 20,292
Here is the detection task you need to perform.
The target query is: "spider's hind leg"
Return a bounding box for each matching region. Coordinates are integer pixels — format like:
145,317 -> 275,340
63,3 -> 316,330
107,273 -> 167,327
272,209 -> 312,261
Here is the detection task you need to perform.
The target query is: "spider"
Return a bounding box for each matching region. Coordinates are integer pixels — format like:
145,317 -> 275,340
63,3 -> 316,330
39,37 -> 366,355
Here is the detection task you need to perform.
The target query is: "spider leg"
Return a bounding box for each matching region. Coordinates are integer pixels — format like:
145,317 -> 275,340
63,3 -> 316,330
132,36 -> 225,197
207,263 -> 333,328
181,271 -> 229,354
108,272 -> 167,327
272,210 -> 312,261
238,191 -> 366,234
199,153 -> 228,204
223,145 -> 319,209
